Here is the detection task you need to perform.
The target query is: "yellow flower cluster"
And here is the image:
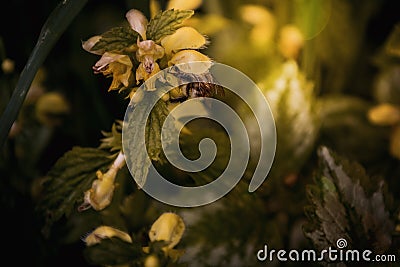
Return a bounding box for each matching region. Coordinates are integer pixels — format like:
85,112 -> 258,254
84,212 -> 186,265
82,8 -> 210,97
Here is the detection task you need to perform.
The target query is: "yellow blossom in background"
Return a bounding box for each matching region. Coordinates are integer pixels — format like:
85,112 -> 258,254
239,4 -> 276,47
368,104 -> 400,126
35,92 -> 70,127
1,58 -> 15,74
144,254 -> 160,267
368,103 -> 400,159
278,25 -> 305,60
167,0 -> 202,11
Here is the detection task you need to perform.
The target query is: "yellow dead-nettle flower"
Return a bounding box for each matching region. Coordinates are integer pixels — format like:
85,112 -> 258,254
125,9 -> 166,86
149,212 -> 185,249
92,52 -> 134,91
84,225 -> 132,246
135,39 -> 164,85
79,152 -> 126,211
142,212 -> 186,261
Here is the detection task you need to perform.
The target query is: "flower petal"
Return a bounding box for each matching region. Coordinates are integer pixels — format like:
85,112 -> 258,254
84,226 -> 132,246
126,9 -> 148,40
167,0 -> 202,11
137,40 -> 165,62
82,35 -> 104,55
107,55 -> 134,91
149,212 -> 185,249
136,62 -> 161,88
161,27 -> 207,56
168,50 -> 211,74
94,52 -> 124,71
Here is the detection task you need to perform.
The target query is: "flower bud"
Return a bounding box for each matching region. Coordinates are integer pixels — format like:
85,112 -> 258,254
149,212 -> 185,249
84,225 -> 132,246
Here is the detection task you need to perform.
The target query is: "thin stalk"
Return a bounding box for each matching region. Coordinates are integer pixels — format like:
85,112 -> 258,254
0,0 -> 88,148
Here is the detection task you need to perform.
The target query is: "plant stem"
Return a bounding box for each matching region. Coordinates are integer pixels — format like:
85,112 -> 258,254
0,0 -> 88,148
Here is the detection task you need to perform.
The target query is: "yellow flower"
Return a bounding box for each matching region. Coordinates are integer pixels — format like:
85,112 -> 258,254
84,225 -> 132,246
142,212 -> 186,262
278,25 -> 304,60
239,4 -> 276,47
135,39 -> 164,85
93,52 -> 134,91
79,152 -> 126,211
148,212 -> 185,249
367,103 -> 400,126
161,26 -> 210,68
167,0 -> 202,11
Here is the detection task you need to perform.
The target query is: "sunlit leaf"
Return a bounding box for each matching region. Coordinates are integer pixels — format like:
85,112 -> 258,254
147,9 -> 194,43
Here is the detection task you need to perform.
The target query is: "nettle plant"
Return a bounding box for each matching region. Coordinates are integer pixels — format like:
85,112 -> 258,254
37,7 -> 219,267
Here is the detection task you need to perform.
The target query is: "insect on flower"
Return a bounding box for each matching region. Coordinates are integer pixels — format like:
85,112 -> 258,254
160,64 -> 225,102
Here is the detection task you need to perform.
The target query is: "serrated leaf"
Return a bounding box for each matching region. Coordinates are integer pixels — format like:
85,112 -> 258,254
123,92 -> 177,188
98,120 -> 123,154
304,146 -> 395,254
262,61 -> 320,180
83,237 -> 142,266
36,146 -> 113,236
92,25 -> 139,52
146,9 -> 194,43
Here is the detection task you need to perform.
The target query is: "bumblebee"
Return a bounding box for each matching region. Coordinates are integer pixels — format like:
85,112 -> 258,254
161,65 -> 225,102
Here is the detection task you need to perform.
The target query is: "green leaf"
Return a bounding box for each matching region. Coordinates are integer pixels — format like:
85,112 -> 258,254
37,146 -> 113,236
303,146 -> 395,254
92,25 -> 139,52
123,92 -> 177,188
146,9 -> 194,43
83,237 -> 142,266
